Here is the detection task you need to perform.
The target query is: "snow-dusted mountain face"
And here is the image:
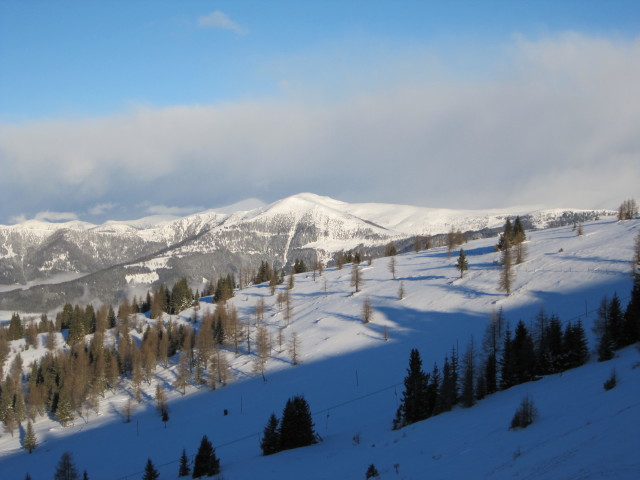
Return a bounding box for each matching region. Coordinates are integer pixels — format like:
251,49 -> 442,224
0,193 -> 612,311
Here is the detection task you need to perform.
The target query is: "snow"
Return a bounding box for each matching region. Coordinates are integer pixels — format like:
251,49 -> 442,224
125,272 -> 160,285
0,217 -> 639,479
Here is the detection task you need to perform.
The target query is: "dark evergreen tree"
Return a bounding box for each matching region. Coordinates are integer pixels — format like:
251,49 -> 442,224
178,448 -> 191,477
456,249 -> 469,278
293,259 -> 308,274
513,216 -> 526,244
460,338 -> 476,408
192,435 -> 220,478
54,451 -> 79,480
260,413 -> 281,455
484,352 -> 498,395
279,395 -> 317,451
426,363 -> 440,416
438,355 -> 455,412
365,464 -> 380,478
623,279 -> 640,345
142,459 -> 159,480
23,420 -> 37,453
8,313 -> 24,341
562,320 -> 589,370
608,294 -> 625,348
82,471 -> 89,480
545,315 -> 564,374
500,325 -> 516,389
511,320 -> 536,384
394,349 -> 429,429
595,297 -> 615,361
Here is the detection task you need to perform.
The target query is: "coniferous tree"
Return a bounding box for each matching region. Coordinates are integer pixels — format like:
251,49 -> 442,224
260,413 -> 281,456
56,388 -> 74,427
142,459 -> 159,480
23,420 -> 37,453
595,297 -> 615,361
394,349 -> 429,429
511,320 -> 536,384
192,435 -> 220,478
624,279 -> 640,345
562,320 -> 589,370
178,448 -> 191,477
456,249 -> 469,278
500,325 -> 516,390
439,355 -> 455,412
8,313 -> 24,341
608,293 -> 624,349
54,451 -> 79,480
460,338 -> 476,408
366,464 -> 380,479
426,363 -> 441,415
279,395 -> 317,451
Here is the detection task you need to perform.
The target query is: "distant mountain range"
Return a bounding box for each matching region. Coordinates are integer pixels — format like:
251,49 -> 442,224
0,193 -> 613,311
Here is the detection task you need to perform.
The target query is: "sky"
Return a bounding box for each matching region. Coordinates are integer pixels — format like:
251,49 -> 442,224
1,1 -> 639,225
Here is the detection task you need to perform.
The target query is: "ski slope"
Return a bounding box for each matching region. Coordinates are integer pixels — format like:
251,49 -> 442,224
0,217 -> 638,479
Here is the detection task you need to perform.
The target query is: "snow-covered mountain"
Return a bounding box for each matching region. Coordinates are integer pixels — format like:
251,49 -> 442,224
0,216 -> 638,479
0,193 -> 612,310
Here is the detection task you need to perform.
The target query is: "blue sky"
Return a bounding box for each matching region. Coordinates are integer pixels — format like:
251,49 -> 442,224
1,1 -> 639,223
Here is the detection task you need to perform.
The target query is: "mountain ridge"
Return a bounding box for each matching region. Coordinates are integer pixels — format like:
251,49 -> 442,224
0,193 -> 614,311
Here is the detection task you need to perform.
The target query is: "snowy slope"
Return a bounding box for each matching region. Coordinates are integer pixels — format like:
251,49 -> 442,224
0,217 -> 638,479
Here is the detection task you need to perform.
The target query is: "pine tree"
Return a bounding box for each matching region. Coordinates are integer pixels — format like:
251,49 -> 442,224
366,464 -> 380,478
56,388 -> 74,427
456,249 -> 469,278
54,452 -> 79,480
278,395 -> 317,451
260,413 -> 280,455
23,420 -> 37,453
500,325 -> 516,390
595,297 -> 614,361
142,459 -> 159,480
608,293 -> 624,349
623,279 -> 640,345
192,435 -> 220,478
563,320 -> 589,370
8,313 -> 24,341
460,337 -> 476,408
178,448 -> 191,477
512,320 -> 536,384
394,349 -> 429,429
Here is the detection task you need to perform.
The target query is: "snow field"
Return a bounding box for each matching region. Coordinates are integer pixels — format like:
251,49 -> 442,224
0,217 -> 638,479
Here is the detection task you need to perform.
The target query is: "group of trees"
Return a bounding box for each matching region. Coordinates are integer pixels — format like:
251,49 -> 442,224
617,198 -> 638,221
260,394 -> 318,456
594,290 -> 640,361
394,306 -> 590,429
497,217 -> 527,295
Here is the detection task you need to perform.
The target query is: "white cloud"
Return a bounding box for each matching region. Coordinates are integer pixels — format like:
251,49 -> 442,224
0,33 -> 638,219
88,202 -> 117,215
8,214 -> 27,225
145,205 -> 206,216
34,211 -> 79,222
197,10 -> 247,35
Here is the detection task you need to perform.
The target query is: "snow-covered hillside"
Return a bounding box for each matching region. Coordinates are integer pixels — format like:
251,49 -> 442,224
0,217 -> 638,479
